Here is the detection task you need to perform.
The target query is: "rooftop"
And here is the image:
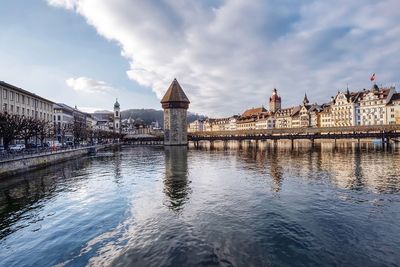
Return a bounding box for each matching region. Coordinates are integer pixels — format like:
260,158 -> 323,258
0,80 -> 54,104
161,79 -> 190,103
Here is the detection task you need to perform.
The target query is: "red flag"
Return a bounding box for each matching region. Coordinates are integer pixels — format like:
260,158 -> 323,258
370,73 -> 376,81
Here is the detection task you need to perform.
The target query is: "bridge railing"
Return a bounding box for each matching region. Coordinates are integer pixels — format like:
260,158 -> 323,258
188,124 -> 400,138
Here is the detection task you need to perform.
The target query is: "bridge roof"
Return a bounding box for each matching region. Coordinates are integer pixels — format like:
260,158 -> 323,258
161,79 -> 190,103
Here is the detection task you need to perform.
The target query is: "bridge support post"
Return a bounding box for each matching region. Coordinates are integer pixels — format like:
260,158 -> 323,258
223,140 -> 228,150
291,138 -> 294,149
210,140 -> 214,150
311,138 -> 315,148
238,140 -> 243,150
273,139 -> 278,148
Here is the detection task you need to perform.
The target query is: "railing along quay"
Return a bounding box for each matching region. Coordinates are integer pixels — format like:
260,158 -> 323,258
0,144 -> 112,163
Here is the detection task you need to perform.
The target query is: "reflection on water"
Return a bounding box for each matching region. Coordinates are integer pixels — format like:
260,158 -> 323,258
163,146 -> 190,212
0,145 -> 399,266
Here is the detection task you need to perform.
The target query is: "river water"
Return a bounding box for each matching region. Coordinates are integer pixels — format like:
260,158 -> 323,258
0,144 -> 400,266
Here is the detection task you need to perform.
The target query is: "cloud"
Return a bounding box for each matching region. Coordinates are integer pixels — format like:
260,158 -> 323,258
46,0 -> 77,10
66,77 -> 115,94
47,0 -> 400,116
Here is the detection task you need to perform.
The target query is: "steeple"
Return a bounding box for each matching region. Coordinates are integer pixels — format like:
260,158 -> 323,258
114,98 -> 120,109
269,88 -> 281,113
303,93 -> 309,105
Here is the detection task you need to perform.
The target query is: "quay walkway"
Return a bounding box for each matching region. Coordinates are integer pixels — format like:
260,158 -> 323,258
0,144 -> 119,178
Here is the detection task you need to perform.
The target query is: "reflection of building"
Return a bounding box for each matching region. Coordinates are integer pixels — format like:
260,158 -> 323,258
161,79 -> 190,146
163,146 -> 190,212
269,154 -> 283,193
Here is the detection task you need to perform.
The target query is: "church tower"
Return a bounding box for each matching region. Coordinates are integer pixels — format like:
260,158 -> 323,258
113,98 -> 121,133
269,88 -> 281,113
161,79 -> 190,146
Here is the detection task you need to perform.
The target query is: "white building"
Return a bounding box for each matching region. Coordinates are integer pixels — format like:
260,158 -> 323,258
188,119 -> 204,133
331,90 -> 361,126
1,81 -> 54,145
359,85 -> 395,125
0,81 -> 53,122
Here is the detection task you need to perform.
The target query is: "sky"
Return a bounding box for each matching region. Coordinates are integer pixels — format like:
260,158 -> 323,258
1,0 -> 400,116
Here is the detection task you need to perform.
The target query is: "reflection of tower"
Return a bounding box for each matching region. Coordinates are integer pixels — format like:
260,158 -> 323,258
113,99 -> 121,133
269,88 -> 281,113
161,79 -> 190,146
163,146 -> 190,212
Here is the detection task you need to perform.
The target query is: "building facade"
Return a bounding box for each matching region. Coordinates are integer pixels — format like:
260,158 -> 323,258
387,93 -> 400,125
0,81 -> 53,122
359,85 -> 395,126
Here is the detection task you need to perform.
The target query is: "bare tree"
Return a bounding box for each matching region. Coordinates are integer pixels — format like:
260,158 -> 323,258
37,119 -> 53,145
19,116 -> 39,146
0,112 -> 24,149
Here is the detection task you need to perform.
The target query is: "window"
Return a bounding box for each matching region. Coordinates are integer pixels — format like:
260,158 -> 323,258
16,106 -> 19,114
3,89 -> 7,99
22,95 -> 25,104
16,93 -> 19,102
58,115 -> 61,121
22,108 -> 25,115
3,103 -> 7,111
10,105 -> 14,112
10,91 -> 14,101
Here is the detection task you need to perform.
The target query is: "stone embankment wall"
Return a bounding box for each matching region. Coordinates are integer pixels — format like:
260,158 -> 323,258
0,145 -> 117,178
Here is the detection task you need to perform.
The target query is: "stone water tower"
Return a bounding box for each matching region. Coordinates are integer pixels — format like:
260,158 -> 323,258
161,79 -> 190,146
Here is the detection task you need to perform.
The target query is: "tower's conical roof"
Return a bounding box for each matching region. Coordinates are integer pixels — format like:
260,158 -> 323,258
161,79 -> 190,103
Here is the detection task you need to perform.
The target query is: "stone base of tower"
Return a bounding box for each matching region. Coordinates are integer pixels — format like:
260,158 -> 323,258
163,108 -> 188,146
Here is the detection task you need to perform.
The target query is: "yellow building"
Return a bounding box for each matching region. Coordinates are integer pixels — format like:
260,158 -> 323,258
386,93 -> 400,124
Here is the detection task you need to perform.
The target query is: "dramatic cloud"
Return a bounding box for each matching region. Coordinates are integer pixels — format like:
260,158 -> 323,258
47,0 -> 400,116
66,77 -> 115,94
47,0 -> 77,10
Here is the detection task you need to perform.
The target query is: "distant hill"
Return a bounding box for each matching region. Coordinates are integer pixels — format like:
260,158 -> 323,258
121,109 -> 206,126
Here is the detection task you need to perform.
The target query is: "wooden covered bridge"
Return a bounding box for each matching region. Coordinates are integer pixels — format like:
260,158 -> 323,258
188,125 -> 400,148
124,125 -> 400,147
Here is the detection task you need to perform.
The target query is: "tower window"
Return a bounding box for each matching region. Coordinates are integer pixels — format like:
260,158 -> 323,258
115,111 -> 119,117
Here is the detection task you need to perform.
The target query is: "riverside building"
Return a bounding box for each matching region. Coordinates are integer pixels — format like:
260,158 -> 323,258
1,81 -> 54,146
0,81 -> 53,122
191,84 -> 399,133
